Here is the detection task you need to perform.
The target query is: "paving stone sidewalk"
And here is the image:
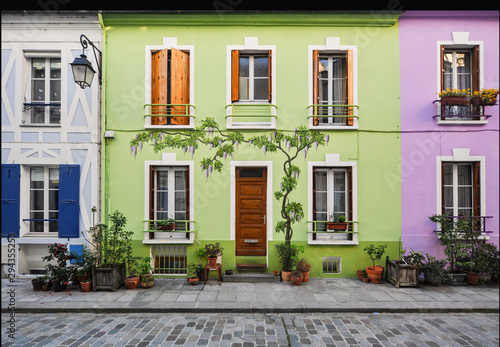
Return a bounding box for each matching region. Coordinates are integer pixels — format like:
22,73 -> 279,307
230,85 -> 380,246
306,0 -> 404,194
2,278 -> 499,314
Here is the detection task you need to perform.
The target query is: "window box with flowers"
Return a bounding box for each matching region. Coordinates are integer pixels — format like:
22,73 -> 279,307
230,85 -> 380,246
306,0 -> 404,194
469,88 -> 499,107
437,88 -> 470,106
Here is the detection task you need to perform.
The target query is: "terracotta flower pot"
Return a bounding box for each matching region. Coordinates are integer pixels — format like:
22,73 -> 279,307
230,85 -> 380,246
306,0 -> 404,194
290,272 -> 303,286
273,270 -> 279,276
281,270 -> 292,282
464,270 -> 480,285
80,281 -> 92,292
357,270 -> 366,281
188,277 -> 199,285
366,266 -> 384,284
301,271 -> 310,282
125,276 -> 140,289
207,257 -> 217,267
362,276 -> 370,283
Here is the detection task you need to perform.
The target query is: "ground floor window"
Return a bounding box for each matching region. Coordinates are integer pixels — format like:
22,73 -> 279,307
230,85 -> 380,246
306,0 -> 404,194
29,166 -> 59,233
151,245 -> 187,275
323,257 -> 341,274
442,161 -> 479,217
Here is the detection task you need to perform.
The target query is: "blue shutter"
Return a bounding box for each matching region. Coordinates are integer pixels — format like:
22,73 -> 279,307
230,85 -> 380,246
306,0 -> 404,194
58,165 -> 80,238
70,244 -> 83,264
1,165 -> 20,238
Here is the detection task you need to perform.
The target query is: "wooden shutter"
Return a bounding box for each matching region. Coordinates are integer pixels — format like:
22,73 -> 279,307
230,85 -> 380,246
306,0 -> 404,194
231,50 -> 240,102
347,166 -> 353,240
440,45 -> 445,92
346,49 -> 354,126
312,167 -> 317,240
312,50 -> 319,126
441,161 -> 446,214
471,46 -> 480,93
185,166 -> 190,239
58,165 -> 80,238
171,48 -> 190,125
473,161 -> 480,218
267,50 -> 272,102
1,164 -> 20,238
149,165 -> 155,239
151,49 -> 169,125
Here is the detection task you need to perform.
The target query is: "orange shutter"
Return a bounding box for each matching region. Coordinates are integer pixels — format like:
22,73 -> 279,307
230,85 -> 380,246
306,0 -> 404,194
346,49 -> 354,126
268,50 -> 272,102
471,46 -> 480,93
170,48 -> 190,125
312,50 -> 319,126
151,49 -> 168,125
231,50 -> 240,102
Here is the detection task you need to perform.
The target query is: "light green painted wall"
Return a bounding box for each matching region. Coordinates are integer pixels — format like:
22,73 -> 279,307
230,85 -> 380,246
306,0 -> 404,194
102,14 -> 401,278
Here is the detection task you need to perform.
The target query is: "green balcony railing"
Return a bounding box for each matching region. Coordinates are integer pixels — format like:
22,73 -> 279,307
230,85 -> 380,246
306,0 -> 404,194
144,104 -> 195,125
144,220 -> 195,240
307,104 -> 359,125
307,220 -> 358,241
225,104 -> 277,123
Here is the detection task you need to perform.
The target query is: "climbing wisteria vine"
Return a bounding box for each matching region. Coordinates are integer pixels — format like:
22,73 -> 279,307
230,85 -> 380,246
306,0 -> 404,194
130,117 -> 329,246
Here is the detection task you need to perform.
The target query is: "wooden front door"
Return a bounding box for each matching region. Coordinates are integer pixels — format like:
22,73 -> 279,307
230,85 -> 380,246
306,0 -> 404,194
235,167 -> 267,256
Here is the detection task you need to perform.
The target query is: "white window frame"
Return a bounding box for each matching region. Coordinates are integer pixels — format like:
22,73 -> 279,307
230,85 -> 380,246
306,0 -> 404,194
308,37 -> 358,130
436,32 -> 486,125
26,166 -> 59,235
308,154 -> 358,245
153,166 -> 188,224
22,52 -> 62,126
226,37 -> 276,130
144,153 -> 194,244
144,37 -> 195,130
442,162 -> 474,217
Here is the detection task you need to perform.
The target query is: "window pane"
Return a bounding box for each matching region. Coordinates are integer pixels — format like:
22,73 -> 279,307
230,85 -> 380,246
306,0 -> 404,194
31,168 -> 44,186
315,171 -> 327,191
333,172 -> 345,191
456,53 -> 471,73
32,80 -> 45,102
333,193 -> 345,213
49,212 -> 58,233
157,192 -> 168,213
443,187 -> 453,208
50,80 -> 60,101
443,163 -> 453,185
174,171 -> 186,190
458,164 -> 472,185
315,192 -> 327,213
49,107 -> 61,124
157,171 -> 168,190
174,213 -> 187,230
443,53 -> 453,73
239,56 -> 249,77
31,107 -> 45,124
254,79 -> 268,100
49,190 -> 58,210
458,187 -> 472,208
319,58 -> 328,78
175,192 -> 186,211
49,169 -> 59,188
50,58 -> 61,78
238,78 -> 249,100
254,56 -> 268,77
32,58 -> 45,78
30,190 -> 44,210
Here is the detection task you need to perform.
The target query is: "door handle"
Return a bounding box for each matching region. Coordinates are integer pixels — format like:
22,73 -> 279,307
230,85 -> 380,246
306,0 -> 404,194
261,215 -> 266,224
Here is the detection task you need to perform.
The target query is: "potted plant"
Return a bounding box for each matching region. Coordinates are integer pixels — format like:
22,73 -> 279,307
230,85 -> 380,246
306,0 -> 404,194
290,271 -> 304,286
203,242 -> 223,267
156,217 -> 176,231
296,257 -> 311,282
85,210 -> 131,292
362,273 -> 370,283
429,214 -> 472,284
437,88 -> 470,106
139,257 -> 153,282
274,242 -> 304,282
187,263 -> 203,285
72,244 -> 94,287
31,276 -> 44,291
327,212 -> 347,231
462,240 -> 496,285
357,269 -> 367,281
420,253 -> 449,286
80,279 -> 92,292
124,256 -> 140,289
485,243 -> 499,283
42,243 -> 77,292
41,275 -> 52,291
364,244 -> 387,284
141,274 -> 154,288
470,88 -> 499,106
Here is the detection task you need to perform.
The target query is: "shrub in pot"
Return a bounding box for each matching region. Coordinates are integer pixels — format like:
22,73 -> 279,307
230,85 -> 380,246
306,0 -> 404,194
203,242 -> 223,266
31,276 -> 44,291
420,253 -> 449,286
290,271 -> 303,286
42,243 -> 77,291
274,242 -> 304,282
364,244 -> 387,284
187,263 -> 203,285
296,257 -> 311,282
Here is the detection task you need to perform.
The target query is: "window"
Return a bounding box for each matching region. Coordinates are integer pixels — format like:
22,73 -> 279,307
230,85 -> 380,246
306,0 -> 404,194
442,162 -> 480,217
150,166 -> 189,231
231,50 -> 271,102
312,50 -> 354,126
323,257 -> 341,274
150,48 -> 190,126
313,167 -> 353,241
26,57 -> 61,125
152,245 -> 187,275
29,167 -> 59,233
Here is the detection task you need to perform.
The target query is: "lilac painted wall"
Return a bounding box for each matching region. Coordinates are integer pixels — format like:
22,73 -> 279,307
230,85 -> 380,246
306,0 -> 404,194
399,11 -> 499,258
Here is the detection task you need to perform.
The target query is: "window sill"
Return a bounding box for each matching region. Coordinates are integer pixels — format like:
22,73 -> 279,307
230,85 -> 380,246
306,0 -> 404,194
143,232 -> 193,244
144,124 -> 195,130
20,124 -> 62,128
309,124 -> 359,130
436,119 -> 489,125
307,233 -> 358,245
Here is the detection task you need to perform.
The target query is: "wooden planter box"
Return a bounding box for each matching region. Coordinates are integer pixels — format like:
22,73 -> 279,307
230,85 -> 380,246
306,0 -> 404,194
92,263 -> 126,292
385,257 -> 420,288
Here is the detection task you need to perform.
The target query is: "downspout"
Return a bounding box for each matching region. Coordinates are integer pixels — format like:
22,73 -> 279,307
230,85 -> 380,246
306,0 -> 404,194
98,12 -> 110,225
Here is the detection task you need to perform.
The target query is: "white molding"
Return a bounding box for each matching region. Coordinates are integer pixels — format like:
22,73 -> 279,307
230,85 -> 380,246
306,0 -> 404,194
229,161 -> 273,261
307,154 -> 358,245
435,148 -> 486,216
308,39 -> 359,129
144,38 -> 195,129
143,153 -> 195,244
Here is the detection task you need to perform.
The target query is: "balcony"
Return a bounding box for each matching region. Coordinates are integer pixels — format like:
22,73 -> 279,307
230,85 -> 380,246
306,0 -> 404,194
225,103 -> 277,129
144,104 -> 195,129
433,99 -> 496,124
143,219 -> 195,244
433,215 -> 493,234
307,104 -> 359,129
307,220 -> 358,245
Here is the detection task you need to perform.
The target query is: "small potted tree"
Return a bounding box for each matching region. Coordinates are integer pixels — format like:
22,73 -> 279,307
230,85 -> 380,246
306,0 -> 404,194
274,242 -> 304,282
203,242 -> 223,267
139,257 -> 154,288
364,244 -> 387,284
42,243 -> 77,292
187,263 -> 203,285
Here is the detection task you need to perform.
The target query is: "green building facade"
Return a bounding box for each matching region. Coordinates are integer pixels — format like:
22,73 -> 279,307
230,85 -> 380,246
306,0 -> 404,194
100,12 -> 402,278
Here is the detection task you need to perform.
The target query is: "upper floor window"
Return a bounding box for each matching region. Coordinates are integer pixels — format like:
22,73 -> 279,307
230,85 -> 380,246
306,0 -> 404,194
232,50 -> 271,102
150,48 -> 191,126
25,56 -> 61,125
441,46 -> 479,93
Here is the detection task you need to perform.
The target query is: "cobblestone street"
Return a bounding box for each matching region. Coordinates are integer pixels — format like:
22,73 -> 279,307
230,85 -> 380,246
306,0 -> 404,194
2,312 -> 499,347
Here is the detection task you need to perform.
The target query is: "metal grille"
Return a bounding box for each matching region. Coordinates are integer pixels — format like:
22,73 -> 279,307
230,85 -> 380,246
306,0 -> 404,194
152,245 -> 187,275
323,257 -> 341,274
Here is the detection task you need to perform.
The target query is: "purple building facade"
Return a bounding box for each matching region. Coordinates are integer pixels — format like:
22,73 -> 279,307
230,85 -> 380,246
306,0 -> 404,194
399,11 -> 499,257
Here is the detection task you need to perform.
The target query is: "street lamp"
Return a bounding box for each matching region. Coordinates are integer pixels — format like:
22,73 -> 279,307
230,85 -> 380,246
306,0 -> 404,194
70,34 -> 102,89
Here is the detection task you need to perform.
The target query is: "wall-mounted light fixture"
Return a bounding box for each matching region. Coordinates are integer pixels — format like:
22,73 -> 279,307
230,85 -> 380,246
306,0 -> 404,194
70,34 -> 102,89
